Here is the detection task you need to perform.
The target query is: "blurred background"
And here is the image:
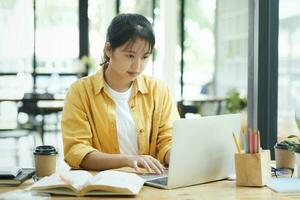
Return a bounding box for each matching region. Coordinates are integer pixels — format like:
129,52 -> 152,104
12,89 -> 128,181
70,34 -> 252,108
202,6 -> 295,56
0,0 -> 299,167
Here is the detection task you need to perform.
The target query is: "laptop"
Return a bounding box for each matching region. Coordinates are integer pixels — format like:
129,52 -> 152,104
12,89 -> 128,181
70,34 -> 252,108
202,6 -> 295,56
142,113 -> 241,189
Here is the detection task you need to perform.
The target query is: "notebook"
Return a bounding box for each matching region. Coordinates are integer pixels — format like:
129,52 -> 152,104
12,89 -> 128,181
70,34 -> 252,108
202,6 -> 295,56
267,178 -> 300,192
145,113 -> 241,189
0,168 -> 35,185
0,167 -> 22,178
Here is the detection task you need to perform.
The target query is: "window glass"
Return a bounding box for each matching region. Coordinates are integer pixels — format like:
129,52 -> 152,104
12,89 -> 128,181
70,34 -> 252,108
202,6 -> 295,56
181,0 -> 248,117
0,0 -> 33,73
214,0 -> 248,98
278,0 -> 300,136
120,0 -> 153,18
88,0 -> 115,73
183,0 -> 216,100
35,0 -> 79,73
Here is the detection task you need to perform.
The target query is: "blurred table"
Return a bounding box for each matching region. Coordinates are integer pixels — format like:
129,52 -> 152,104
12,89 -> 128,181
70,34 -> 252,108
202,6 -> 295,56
0,93 -> 65,144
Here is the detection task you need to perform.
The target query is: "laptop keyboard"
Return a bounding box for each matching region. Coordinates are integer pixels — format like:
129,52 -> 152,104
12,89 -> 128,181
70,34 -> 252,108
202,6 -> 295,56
147,176 -> 168,186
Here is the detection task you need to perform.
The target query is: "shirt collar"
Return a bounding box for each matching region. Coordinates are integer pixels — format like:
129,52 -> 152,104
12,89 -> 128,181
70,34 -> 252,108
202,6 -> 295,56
93,67 -> 149,95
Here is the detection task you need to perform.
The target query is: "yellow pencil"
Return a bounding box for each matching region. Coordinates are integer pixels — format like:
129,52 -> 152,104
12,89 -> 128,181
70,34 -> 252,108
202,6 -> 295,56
232,132 -> 242,153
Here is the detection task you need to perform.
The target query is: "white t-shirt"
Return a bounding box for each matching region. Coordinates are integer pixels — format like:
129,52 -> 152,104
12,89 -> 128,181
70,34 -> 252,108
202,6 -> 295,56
107,84 -> 138,155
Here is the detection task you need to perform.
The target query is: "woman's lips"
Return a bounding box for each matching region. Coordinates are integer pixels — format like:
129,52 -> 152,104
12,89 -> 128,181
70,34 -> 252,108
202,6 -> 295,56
127,71 -> 139,77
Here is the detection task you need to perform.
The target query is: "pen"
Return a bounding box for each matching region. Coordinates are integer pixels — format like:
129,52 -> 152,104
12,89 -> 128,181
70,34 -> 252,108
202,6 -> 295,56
253,130 -> 257,153
257,130 -> 261,152
244,130 -> 248,153
232,132 -> 241,153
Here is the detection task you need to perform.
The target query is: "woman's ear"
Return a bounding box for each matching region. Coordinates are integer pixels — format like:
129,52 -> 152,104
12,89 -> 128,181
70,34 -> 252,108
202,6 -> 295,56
104,42 -> 112,59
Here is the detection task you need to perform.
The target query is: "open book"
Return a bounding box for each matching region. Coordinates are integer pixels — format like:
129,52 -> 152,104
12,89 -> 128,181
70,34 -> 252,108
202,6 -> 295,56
30,170 -> 145,196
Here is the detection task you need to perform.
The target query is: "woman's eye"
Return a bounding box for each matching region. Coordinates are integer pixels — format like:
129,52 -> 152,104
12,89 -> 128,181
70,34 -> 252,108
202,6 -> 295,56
143,56 -> 149,60
127,54 -> 134,59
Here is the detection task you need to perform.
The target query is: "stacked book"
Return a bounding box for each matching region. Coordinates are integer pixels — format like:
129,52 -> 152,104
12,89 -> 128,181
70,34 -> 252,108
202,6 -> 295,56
0,167 -> 35,185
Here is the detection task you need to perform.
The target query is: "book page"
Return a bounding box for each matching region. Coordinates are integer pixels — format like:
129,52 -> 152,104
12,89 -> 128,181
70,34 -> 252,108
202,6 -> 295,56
85,170 -> 145,194
31,170 -> 93,192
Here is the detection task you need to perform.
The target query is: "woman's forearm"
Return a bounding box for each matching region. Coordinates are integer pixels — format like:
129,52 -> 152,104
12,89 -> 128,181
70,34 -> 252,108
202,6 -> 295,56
80,151 -> 128,171
80,151 -> 165,174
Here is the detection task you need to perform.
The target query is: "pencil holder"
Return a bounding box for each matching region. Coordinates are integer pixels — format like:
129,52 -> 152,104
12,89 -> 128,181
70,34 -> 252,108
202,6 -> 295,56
234,150 -> 271,187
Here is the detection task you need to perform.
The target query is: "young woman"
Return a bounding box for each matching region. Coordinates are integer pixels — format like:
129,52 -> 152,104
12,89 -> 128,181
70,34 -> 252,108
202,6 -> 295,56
61,13 -> 179,174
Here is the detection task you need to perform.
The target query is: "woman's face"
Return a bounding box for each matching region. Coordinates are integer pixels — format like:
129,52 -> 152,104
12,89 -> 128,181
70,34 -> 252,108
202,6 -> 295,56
105,38 -> 151,82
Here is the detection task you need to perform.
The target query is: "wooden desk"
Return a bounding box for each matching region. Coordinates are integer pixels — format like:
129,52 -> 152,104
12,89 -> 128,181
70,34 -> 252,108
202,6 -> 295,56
1,179 -> 300,199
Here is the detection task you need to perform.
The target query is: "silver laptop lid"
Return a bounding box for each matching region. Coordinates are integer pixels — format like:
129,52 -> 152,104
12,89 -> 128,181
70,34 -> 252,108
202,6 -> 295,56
167,113 -> 241,189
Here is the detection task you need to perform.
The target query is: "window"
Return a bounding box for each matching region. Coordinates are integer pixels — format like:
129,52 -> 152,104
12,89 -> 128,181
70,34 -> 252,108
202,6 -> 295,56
0,1 -> 33,73
179,0 -> 248,117
88,0 -> 115,72
0,1 -> 33,98
214,0 -> 248,98
278,0 -> 300,136
183,0 -> 216,99
35,0 -> 79,73
120,0 -> 153,18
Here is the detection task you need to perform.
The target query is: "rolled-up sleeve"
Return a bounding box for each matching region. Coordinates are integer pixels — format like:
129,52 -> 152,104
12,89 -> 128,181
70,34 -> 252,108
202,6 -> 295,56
156,85 -> 180,164
61,83 -> 98,169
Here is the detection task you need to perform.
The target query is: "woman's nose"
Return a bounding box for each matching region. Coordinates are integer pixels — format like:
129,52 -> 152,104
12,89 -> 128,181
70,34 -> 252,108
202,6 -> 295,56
131,58 -> 142,70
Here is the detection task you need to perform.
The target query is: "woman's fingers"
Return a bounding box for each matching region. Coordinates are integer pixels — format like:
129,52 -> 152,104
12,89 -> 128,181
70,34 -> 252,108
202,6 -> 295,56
145,158 -> 162,174
132,161 -> 139,172
139,160 -> 152,173
149,157 -> 165,174
140,156 -> 164,174
126,155 -> 165,174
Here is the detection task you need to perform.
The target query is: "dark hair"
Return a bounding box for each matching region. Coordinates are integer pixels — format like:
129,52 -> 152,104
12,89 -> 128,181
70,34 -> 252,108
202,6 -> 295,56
100,13 -> 155,66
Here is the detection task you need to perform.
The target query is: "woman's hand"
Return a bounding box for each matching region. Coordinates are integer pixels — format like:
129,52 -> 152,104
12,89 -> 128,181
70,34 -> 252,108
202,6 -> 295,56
124,155 -> 165,174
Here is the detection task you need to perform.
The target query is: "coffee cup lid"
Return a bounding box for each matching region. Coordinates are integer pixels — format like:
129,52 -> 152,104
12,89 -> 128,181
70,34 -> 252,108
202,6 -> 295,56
33,145 -> 58,155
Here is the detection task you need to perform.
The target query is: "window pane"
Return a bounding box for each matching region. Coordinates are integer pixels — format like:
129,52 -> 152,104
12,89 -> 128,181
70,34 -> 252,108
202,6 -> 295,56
184,0 -> 216,99
278,0 -> 300,136
182,0 -> 248,116
0,74 -> 32,98
0,0 -> 33,73
35,0 -> 79,73
214,0 -> 248,100
36,75 -> 77,94
88,0 -> 115,72
120,0 -> 153,18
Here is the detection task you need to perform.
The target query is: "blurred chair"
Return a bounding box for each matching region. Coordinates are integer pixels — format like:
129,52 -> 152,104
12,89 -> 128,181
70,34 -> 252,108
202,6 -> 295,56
18,93 -> 63,145
177,98 -> 227,118
177,101 -> 199,118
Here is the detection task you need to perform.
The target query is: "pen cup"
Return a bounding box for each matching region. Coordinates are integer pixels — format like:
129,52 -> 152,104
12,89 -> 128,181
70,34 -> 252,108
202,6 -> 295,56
234,150 -> 271,187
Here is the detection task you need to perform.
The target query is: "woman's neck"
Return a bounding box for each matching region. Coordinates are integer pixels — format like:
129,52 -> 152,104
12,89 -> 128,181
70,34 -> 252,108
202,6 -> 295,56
104,67 -> 132,92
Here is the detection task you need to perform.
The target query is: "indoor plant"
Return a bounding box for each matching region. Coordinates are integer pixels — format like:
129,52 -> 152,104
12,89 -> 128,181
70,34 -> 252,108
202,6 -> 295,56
286,135 -> 300,178
274,140 -> 296,169
274,135 -> 300,174
225,89 -> 247,113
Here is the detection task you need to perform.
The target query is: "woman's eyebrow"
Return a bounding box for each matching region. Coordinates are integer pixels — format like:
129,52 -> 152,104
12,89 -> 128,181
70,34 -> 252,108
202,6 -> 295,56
123,50 -> 151,55
123,49 -> 136,53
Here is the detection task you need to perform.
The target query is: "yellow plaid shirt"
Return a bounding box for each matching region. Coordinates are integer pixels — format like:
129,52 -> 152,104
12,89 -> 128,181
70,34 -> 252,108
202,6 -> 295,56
61,68 -> 179,168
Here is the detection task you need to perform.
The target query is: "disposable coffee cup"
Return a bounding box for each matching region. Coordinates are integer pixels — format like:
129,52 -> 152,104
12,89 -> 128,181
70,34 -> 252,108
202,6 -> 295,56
33,145 -> 58,178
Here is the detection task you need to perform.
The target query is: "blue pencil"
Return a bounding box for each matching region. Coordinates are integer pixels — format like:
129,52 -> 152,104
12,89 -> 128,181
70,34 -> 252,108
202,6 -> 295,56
244,130 -> 248,153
